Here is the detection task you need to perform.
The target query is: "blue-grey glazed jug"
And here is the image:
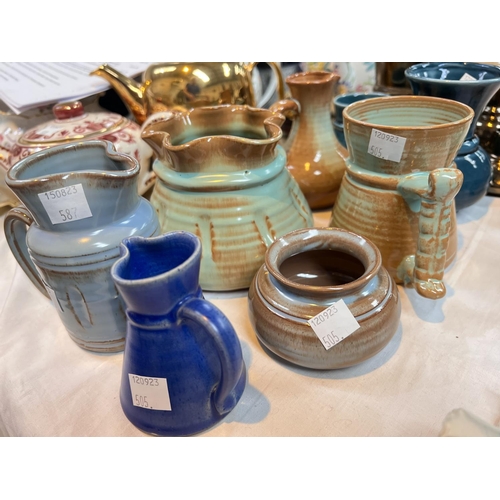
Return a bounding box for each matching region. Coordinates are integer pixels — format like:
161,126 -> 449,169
111,231 -> 246,436
4,140 -> 160,352
405,62 -> 500,210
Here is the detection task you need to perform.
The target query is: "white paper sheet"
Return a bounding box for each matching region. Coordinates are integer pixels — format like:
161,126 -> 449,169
0,62 -> 150,114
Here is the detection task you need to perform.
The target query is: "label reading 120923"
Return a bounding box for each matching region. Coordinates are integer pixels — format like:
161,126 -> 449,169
128,374 -> 172,411
367,128 -> 407,163
307,299 -> 361,351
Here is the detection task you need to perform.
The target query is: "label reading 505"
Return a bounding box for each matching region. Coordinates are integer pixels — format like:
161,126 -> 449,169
307,299 -> 360,351
367,128 -> 407,163
38,183 -> 93,225
128,374 -> 172,411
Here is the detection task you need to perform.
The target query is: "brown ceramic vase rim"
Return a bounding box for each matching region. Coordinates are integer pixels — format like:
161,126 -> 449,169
286,71 -> 340,86
6,140 -> 139,186
265,227 -> 382,296
141,104 -> 285,151
342,95 -> 474,132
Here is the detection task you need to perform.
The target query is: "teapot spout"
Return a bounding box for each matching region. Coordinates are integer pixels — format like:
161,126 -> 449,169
90,64 -> 148,124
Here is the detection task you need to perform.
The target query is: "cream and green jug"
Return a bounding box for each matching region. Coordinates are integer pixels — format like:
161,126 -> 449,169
141,104 -> 313,291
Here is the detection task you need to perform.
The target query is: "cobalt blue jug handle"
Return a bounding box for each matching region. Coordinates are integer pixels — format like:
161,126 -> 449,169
178,297 -> 245,416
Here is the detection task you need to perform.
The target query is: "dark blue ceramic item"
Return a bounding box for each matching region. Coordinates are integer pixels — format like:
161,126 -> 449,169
333,92 -> 388,148
111,230 -> 246,436
405,62 -> 500,210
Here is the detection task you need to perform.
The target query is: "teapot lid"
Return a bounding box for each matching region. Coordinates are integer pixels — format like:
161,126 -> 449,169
17,101 -> 127,146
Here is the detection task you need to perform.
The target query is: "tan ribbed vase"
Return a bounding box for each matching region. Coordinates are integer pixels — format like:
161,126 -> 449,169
329,95 -> 474,300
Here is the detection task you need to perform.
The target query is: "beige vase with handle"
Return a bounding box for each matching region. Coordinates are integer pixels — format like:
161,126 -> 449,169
270,71 -> 346,210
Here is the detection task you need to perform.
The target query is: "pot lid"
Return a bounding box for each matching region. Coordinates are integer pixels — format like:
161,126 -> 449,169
17,101 -> 126,146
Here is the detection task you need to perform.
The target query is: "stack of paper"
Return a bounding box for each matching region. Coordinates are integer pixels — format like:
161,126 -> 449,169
0,62 -> 150,115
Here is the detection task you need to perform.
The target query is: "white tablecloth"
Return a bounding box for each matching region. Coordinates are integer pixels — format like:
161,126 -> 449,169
1,197 -> 499,437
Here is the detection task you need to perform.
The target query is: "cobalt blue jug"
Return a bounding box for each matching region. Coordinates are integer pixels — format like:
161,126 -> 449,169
111,231 -> 246,436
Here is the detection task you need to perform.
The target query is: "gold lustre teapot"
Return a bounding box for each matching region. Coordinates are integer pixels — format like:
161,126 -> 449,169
90,62 -> 285,124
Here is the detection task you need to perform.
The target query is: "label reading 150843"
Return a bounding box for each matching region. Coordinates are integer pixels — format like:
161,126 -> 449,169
38,183 -> 93,225
367,128 -> 406,163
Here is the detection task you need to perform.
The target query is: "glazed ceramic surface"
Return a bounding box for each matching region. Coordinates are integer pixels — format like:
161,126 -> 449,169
330,96 -> 474,300
141,105 -> 313,291
4,140 -> 160,352
333,92 -> 388,149
270,71 -> 345,209
301,62 -> 376,95
91,62 -> 285,125
405,62 -> 500,210
111,231 -> 246,436
374,62 -> 419,95
248,227 -> 401,369
476,89 -> 500,194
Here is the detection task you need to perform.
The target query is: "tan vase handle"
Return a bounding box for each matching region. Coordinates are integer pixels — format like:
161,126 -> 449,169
397,168 -> 463,299
4,206 -> 49,297
269,98 -> 300,121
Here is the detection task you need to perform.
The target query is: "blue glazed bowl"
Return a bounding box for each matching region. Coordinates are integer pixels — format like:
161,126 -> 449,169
405,62 -> 500,210
333,92 -> 388,148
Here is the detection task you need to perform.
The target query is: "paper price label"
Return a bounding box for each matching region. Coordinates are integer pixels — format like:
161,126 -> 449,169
307,299 -> 360,351
460,72 -> 476,81
129,374 -> 172,411
38,183 -> 92,225
367,128 -> 406,163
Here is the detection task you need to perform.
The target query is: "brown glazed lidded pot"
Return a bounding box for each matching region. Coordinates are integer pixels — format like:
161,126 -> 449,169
248,227 -> 401,370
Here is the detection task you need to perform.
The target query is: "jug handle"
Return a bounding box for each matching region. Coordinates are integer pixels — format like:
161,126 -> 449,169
396,168 -> 463,300
269,98 -> 300,121
178,297 -> 245,416
245,62 -> 286,105
4,206 -> 49,298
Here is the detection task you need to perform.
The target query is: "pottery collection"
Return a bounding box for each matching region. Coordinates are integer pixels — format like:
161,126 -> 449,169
405,62 -> 500,210
2,61 -> 495,436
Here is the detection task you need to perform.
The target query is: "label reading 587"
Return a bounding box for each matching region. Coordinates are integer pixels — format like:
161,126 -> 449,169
38,183 -> 93,225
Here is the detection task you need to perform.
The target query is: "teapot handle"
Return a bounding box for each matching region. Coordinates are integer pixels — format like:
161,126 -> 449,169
178,297 -> 246,416
246,62 -> 286,106
397,168 -> 463,299
4,206 -> 49,298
